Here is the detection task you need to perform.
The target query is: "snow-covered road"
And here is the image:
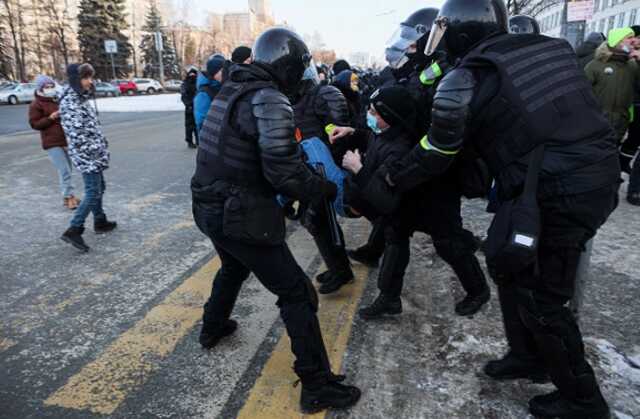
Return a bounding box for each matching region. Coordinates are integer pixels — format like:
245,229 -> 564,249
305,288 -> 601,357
96,93 -> 185,112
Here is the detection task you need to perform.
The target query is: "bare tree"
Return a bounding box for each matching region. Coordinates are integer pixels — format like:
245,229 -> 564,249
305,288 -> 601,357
41,0 -> 73,70
507,0 -> 564,17
1,0 -> 28,81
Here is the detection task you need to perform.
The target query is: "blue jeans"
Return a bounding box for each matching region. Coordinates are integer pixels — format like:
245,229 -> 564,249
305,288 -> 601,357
47,147 -> 74,198
70,172 -> 105,228
629,153 -> 640,195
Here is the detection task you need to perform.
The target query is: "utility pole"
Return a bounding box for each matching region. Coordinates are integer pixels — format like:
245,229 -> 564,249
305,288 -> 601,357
131,0 -> 138,77
154,31 -> 165,85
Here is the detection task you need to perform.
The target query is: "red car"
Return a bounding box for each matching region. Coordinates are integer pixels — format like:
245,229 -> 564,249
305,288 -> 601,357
111,79 -> 138,96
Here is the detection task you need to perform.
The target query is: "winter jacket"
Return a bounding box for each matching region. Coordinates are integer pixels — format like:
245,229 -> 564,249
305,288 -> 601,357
344,125 -> 413,218
585,42 -> 640,136
29,93 -> 67,150
59,75 -> 109,174
194,72 -> 221,133
181,71 -> 198,112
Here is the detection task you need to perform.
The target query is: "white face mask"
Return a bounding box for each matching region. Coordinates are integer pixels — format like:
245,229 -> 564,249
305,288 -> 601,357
42,87 -> 57,97
622,45 -> 631,53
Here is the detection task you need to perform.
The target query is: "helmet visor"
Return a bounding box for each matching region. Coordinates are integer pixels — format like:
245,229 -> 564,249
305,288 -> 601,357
385,46 -> 410,69
425,17 -> 448,57
302,58 -> 320,85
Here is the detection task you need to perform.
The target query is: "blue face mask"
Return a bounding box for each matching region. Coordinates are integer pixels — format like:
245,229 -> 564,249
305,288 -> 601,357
367,112 -> 382,134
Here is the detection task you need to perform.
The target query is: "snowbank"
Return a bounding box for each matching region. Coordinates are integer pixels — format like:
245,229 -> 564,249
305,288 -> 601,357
96,93 -> 184,112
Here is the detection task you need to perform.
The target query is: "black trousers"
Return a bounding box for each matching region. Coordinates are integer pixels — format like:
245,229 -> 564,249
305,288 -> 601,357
496,184 -> 618,400
185,110 -> 198,145
193,202 -> 333,377
308,201 -> 352,276
378,181 -> 486,299
620,104 -> 640,159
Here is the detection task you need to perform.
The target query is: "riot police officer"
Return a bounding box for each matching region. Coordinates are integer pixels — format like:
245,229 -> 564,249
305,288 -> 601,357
191,28 -> 360,413
509,14 -> 541,35
384,1 -> 619,418
291,60 -> 355,295
354,7 -> 491,318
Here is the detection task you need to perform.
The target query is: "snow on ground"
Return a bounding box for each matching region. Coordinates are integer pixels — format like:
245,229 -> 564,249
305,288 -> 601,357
95,93 -> 184,112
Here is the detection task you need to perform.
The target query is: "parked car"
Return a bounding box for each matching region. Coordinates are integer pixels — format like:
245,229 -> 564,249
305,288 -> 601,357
164,79 -> 182,92
111,79 -> 138,96
133,78 -> 163,94
0,83 -> 37,105
95,82 -> 121,97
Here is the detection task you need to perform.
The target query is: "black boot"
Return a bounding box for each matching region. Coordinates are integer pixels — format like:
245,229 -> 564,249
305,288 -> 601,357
94,216 -> 117,234
346,246 -> 380,268
299,371 -> 361,414
529,376 -> 610,419
199,319 -> 238,349
628,192 -> 640,206
620,153 -> 633,174
318,270 -> 354,294
449,254 -> 490,316
358,294 -> 402,320
316,270 -> 333,284
61,226 -> 90,252
483,351 -> 549,382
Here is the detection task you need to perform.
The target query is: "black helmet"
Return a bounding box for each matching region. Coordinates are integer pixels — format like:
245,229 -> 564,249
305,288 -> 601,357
509,15 -> 540,35
252,28 -> 312,94
385,8 -> 439,69
425,0 -> 508,59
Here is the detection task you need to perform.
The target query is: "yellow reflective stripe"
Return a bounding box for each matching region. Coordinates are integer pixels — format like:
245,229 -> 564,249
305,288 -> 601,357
419,62 -> 443,86
325,123 -> 336,135
419,135 -> 459,155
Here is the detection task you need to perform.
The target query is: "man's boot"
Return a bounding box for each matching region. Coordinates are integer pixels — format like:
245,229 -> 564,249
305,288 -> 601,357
529,374 -> 610,419
314,232 -> 354,295
347,220 -> 385,267
299,370 -> 361,414
484,285 -> 548,382
358,294 -> 402,320
318,269 -> 354,294
94,215 -> 117,234
453,256 -> 491,316
199,319 -> 238,349
61,227 -> 90,252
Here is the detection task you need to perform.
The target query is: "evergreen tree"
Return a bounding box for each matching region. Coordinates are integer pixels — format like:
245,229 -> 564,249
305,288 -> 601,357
77,0 -> 132,80
139,0 -> 180,80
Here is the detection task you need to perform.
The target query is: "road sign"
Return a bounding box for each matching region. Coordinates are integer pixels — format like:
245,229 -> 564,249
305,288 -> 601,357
104,40 -> 118,54
567,0 -> 594,23
154,32 -> 164,52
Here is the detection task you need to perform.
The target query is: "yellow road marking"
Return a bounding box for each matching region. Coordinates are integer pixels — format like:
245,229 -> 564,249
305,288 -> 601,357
44,257 -> 221,415
237,264 -> 370,419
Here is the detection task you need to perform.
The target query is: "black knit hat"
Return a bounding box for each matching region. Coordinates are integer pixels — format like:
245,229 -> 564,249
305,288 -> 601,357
370,86 -> 417,129
332,59 -> 351,75
632,25 -> 640,37
231,46 -> 252,63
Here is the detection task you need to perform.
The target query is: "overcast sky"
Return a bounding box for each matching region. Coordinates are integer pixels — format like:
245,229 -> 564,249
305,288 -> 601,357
174,0 -> 445,59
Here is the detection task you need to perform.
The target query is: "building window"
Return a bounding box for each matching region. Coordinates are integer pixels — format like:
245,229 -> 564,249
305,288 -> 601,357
594,0 -> 601,12
608,15 -> 615,32
631,8 -> 638,25
618,12 -> 626,27
601,0 -> 607,10
599,18 -> 605,33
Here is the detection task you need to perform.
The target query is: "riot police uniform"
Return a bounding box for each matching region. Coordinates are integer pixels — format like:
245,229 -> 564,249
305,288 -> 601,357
191,28 -> 360,413
355,8 -> 491,318
386,1 -> 619,418
292,75 -> 355,294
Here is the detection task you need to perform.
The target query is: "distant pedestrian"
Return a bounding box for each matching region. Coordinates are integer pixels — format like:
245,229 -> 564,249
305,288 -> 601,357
59,63 -> 117,252
29,75 -> 80,210
194,54 -> 225,134
585,27 -> 640,146
576,32 -> 605,69
181,66 -> 199,149
231,46 -> 252,64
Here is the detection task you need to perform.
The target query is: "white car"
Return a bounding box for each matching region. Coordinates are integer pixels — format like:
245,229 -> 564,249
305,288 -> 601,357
164,79 -> 182,92
0,83 -> 37,105
133,78 -> 164,94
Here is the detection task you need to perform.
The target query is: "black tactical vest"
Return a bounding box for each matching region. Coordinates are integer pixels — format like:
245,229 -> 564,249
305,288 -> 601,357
461,34 -> 612,175
195,80 -> 274,187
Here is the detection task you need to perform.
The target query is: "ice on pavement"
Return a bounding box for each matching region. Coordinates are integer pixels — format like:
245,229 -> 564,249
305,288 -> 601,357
95,93 -> 185,112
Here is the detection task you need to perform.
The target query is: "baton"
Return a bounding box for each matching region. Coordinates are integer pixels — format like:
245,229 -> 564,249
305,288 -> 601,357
316,163 -> 343,248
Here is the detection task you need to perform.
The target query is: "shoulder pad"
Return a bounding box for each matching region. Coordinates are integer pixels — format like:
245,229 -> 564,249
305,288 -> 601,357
436,68 -> 476,94
251,87 -> 291,106
317,85 -> 345,102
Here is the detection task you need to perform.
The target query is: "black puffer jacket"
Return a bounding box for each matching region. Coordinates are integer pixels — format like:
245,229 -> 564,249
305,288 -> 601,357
344,125 -> 413,218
